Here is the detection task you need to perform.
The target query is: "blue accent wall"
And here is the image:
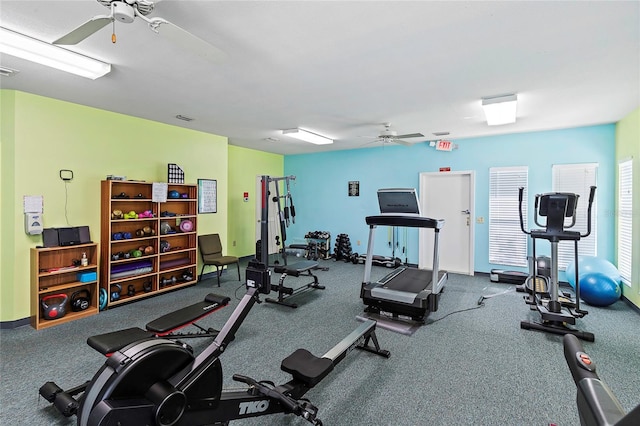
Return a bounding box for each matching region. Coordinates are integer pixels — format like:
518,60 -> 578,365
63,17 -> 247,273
284,124 -> 616,275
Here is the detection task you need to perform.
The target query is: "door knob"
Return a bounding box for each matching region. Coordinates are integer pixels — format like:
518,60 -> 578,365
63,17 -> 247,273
461,209 -> 470,215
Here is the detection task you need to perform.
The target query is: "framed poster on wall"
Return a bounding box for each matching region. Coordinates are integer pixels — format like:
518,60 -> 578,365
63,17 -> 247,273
198,179 -> 217,213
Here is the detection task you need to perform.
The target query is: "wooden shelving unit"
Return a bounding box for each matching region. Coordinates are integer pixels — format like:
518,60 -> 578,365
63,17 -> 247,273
100,180 -> 198,308
30,243 -> 99,329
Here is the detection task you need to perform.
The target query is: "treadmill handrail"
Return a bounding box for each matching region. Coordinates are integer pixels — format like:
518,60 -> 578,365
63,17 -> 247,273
366,215 -> 444,229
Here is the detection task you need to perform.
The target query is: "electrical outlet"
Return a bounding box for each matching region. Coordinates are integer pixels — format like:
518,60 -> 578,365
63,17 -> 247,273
476,217 -> 485,224
233,240 -> 236,246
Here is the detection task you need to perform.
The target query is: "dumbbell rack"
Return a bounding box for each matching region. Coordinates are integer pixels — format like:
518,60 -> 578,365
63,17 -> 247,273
100,180 -> 198,309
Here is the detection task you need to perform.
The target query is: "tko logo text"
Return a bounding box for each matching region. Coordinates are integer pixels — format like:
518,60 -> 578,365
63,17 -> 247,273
239,400 -> 270,415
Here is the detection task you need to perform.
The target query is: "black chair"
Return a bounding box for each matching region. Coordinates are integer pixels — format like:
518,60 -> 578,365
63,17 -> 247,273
198,234 -> 240,287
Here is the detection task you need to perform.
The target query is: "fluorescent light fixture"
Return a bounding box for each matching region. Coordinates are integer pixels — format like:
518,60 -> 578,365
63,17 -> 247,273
482,94 -> 517,126
0,27 -> 111,80
282,128 -> 333,145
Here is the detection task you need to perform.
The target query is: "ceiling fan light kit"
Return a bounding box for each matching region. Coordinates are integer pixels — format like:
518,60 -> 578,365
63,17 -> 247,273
482,94 -> 518,126
282,128 -> 333,145
0,27 -> 111,79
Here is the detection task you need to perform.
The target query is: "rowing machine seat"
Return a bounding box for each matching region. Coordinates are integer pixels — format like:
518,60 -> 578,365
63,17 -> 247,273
281,348 -> 333,388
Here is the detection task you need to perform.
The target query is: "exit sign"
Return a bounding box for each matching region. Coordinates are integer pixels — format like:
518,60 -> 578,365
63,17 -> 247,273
435,140 -> 453,151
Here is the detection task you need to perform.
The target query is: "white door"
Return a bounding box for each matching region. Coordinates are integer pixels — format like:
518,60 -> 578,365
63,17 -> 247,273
419,171 -> 475,275
255,176 -> 281,255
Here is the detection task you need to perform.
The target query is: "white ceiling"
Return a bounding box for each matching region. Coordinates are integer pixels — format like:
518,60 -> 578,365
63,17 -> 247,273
1,1 -> 638,155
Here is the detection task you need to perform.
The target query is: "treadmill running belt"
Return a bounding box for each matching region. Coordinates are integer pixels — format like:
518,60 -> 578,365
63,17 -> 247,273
372,268 -> 433,304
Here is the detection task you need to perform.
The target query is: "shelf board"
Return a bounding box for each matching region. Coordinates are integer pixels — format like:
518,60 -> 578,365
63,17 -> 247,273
110,271 -> 156,284
34,307 -> 99,330
38,265 -> 97,277
157,280 -> 196,294
39,280 -> 97,294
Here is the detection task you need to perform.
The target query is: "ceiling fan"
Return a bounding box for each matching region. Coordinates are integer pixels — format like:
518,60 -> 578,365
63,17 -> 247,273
369,123 -> 425,146
53,0 -> 225,62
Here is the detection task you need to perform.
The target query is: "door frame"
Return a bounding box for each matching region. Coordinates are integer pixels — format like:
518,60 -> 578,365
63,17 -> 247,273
419,170 -> 475,275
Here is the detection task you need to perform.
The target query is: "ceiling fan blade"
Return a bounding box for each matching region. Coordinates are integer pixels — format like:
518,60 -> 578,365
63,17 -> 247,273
53,15 -> 113,45
395,133 -> 424,139
394,139 -> 413,146
151,19 -> 227,63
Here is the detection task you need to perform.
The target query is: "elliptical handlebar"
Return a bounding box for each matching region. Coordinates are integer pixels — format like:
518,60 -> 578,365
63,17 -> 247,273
518,187 -> 530,235
563,334 -> 632,426
581,186 -> 597,238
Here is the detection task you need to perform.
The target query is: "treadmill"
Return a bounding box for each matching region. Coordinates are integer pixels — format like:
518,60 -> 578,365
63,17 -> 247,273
360,188 -> 447,325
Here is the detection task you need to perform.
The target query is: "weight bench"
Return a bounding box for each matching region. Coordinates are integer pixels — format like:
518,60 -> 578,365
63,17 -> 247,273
87,293 -> 230,356
265,260 -> 325,308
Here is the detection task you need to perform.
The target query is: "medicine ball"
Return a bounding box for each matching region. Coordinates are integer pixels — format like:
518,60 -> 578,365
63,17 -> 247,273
42,294 -> 68,320
168,190 -> 180,199
110,284 -> 122,302
70,289 -> 91,312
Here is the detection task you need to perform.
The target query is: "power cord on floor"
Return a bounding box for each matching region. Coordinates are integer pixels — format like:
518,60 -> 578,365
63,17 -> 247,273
428,304 -> 484,324
428,286 -> 515,324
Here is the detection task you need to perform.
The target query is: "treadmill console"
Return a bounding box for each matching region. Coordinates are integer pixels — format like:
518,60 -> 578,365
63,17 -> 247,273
377,188 -> 421,215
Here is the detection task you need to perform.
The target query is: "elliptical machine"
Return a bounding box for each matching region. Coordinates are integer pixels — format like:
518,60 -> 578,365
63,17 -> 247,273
518,186 -> 596,341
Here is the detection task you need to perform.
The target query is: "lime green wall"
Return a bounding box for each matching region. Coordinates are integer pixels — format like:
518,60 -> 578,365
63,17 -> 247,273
227,145 -> 283,257
1,90 -> 228,322
615,107 -> 640,309
1,91 -> 17,323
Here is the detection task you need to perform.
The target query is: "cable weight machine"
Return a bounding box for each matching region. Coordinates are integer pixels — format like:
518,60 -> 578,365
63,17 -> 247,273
258,175 -> 325,307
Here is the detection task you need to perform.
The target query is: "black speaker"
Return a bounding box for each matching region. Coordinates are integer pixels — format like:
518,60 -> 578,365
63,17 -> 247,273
58,227 -> 81,246
43,228 -> 59,248
78,226 -> 92,244
42,226 -> 92,248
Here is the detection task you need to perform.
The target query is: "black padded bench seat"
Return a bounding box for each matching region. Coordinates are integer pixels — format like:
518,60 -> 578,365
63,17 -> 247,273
273,260 -> 318,276
87,293 -> 230,355
267,261 -> 325,308
87,327 -> 154,355
148,293 -> 230,335
281,348 -> 333,388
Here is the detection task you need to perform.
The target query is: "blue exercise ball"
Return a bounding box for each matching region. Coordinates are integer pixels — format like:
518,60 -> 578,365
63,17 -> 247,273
578,272 -> 621,307
565,256 -> 621,289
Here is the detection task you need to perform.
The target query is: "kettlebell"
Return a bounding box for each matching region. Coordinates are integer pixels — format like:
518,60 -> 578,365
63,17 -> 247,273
127,284 -> 136,297
42,294 -> 68,320
110,284 -> 122,302
70,289 -> 91,312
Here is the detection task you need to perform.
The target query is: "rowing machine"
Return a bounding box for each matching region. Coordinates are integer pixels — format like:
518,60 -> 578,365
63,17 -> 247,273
42,260 -> 389,425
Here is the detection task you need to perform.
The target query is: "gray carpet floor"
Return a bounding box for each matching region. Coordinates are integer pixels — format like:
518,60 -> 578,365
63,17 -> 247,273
1,259 -> 639,425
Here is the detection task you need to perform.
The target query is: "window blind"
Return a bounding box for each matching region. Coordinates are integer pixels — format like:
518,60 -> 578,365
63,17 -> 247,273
489,166 -> 528,267
552,163 -> 598,270
617,159 -> 633,286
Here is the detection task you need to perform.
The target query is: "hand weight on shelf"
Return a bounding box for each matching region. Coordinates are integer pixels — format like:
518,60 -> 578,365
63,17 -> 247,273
159,276 -> 177,288
70,289 -> 91,312
42,294 -> 68,320
110,284 -> 122,302
127,285 -> 136,297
